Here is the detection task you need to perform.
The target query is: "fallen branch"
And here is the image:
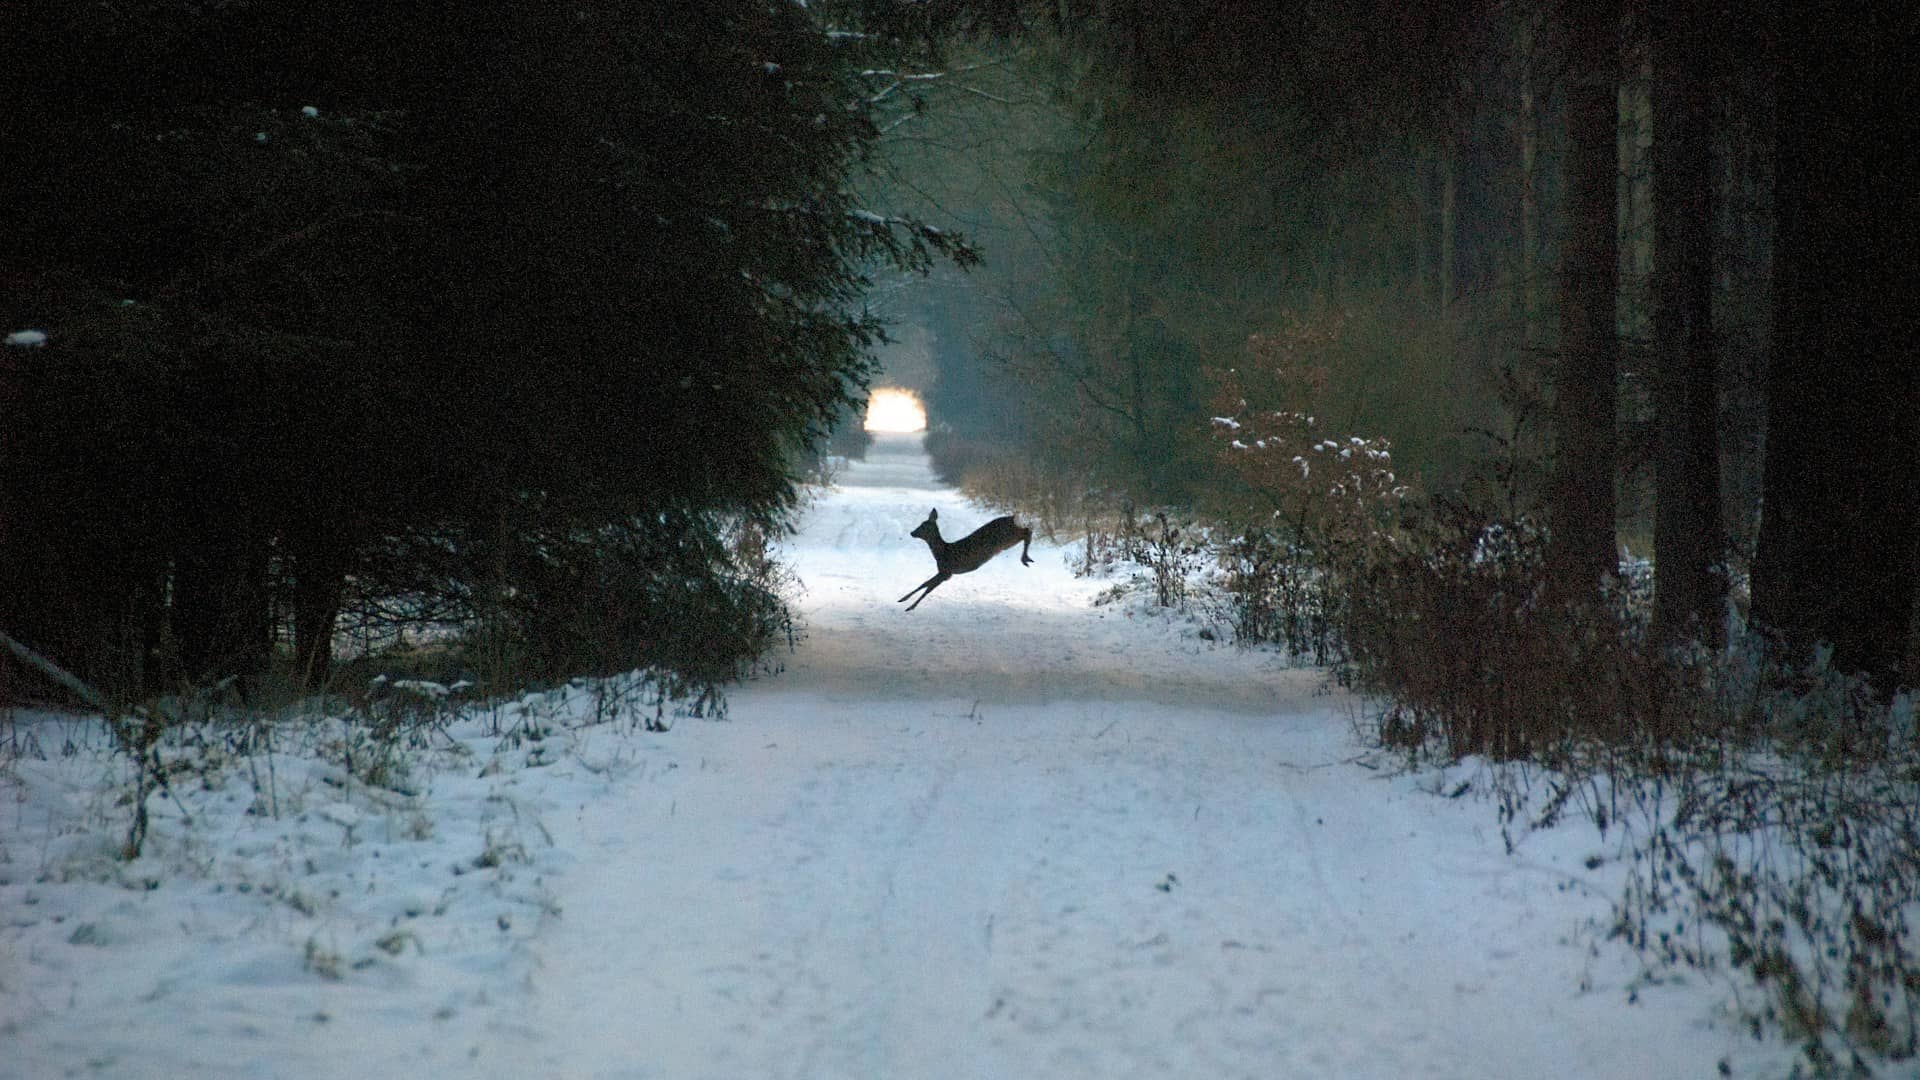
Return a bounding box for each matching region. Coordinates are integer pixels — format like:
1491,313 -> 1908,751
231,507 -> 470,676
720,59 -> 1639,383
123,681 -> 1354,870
1,629 -> 193,854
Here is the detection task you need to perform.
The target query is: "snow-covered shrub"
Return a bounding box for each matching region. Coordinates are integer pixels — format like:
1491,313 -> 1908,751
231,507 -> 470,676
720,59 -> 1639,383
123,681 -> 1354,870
1068,502 -> 1211,612
1217,528 -> 1333,661
954,450 -> 1094,544
331,675 -> 478,794
485,507 -> 796,722
1125,510 -> 1206,608
1612,716 -> 1920,1071
1337,500 -> 1718,763
1203,313 -> 1412,661
1347,512 -> 1920,1070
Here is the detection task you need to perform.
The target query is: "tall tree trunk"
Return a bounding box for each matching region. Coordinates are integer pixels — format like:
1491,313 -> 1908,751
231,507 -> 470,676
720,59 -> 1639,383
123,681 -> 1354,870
1617,37 -> 1655,346
171,531 -> 272,689
291,545 -> 348,690
1749,8 -> 1919,692
1547,0 -> 1623,599
1410,134 -> 1429,302
1517,14 -> 1541,354
1439,136 -> 1457,315
1650,0 -> 1725,648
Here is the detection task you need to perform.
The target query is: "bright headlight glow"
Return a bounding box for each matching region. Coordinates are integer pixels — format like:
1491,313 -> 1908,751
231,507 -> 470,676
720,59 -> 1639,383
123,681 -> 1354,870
863,387 -> 927,432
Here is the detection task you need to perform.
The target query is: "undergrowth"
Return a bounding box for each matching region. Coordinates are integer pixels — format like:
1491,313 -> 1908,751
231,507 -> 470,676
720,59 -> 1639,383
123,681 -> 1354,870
1334,509 -> 1919,1075
2,624 -> 760,868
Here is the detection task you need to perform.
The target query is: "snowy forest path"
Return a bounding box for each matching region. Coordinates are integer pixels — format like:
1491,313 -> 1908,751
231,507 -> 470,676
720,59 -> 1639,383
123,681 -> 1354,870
517,433 -> 1768,1079
767,433 -> 1299,714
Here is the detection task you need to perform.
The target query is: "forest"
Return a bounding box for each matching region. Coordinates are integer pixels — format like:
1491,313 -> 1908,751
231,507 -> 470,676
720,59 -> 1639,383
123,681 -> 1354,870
892,0 -> 1914,693
2,0 -> 1917,1070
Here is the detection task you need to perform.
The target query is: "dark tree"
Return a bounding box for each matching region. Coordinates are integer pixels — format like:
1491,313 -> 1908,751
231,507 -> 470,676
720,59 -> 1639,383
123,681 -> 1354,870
1749,6 -> 1920,691
1546,0 -> 1622,599
1649,0 -> 1725,648
1,0 -> 971,698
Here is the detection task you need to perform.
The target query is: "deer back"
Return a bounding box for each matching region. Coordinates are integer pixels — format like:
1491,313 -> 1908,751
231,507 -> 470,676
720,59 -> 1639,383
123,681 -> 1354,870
943,516 -> 1025,574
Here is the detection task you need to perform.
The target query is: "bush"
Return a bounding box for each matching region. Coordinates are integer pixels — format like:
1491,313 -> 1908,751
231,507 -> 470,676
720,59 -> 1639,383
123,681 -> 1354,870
1219,528 -> 1336,662
1617,748 -> 1920,1071
1331,498 -> 1920,1073
486,507 -> 796,719
948,447 -> 1094,543
1337,507 -> 1663,761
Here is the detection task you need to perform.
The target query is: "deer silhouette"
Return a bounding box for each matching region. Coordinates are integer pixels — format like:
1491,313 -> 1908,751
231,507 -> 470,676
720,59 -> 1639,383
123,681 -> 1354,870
899,508 -> 1034,611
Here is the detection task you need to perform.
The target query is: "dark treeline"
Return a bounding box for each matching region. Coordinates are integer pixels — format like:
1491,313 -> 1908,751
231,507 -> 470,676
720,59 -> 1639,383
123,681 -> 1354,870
4,0 -> 1914,700
1,0 -> 975,702
886,0 -> 1916,693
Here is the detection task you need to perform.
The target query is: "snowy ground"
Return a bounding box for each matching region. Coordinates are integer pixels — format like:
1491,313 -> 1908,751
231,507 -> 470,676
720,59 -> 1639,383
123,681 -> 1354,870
2,432 -> 1797,1078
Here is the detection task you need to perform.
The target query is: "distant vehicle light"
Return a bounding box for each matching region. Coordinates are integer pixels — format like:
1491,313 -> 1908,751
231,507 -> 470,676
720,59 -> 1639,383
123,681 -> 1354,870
864,387 -> 927,433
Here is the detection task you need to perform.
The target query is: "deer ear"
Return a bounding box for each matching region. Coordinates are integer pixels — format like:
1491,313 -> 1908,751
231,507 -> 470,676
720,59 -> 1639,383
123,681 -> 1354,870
928,508 -> 938,521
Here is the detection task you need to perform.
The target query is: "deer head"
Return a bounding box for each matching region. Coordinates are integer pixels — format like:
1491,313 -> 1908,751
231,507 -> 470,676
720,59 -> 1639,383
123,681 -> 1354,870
910,508 -> 941,546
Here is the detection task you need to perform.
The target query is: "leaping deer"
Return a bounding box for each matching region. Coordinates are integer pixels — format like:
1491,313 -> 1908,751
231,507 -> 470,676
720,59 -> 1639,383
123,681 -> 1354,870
899,507 -> 1034,611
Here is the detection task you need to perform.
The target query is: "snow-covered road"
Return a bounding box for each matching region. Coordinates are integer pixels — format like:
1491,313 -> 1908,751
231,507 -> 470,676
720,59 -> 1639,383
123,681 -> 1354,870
2,433 -> 1795,1078
519,434 -> 1782,1079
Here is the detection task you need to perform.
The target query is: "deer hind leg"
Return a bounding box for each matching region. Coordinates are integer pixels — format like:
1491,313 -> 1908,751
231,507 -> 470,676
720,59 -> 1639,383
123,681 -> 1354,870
900,571 -> 950,611
1018,526 -> 1035,565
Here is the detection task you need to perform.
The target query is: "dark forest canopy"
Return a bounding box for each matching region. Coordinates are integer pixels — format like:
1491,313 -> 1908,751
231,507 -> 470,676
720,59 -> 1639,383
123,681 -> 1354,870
1,0 -> 973,698
1,0 -> 1915,700
876,0 -> 1916,691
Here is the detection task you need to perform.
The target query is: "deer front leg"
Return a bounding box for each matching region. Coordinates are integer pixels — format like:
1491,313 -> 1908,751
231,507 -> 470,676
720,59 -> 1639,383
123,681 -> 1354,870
899,571 -> 941,604
1018,527 -> 1035,566
900,571 -> 950,611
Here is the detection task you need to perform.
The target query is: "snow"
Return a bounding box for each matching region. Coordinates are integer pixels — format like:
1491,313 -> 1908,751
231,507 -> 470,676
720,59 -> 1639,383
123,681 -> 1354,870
386,679 -> 454,699
5,330 -> 47,347
0,433 -> 1797,1078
